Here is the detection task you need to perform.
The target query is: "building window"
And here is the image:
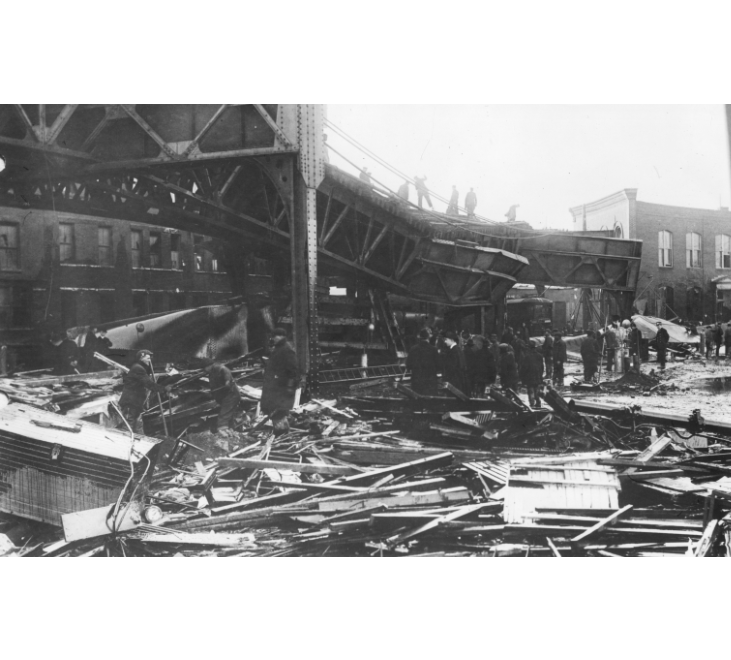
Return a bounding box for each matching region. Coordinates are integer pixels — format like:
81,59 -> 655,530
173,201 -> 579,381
98,227 -> 113,266
131,230 -> 142,269
59,223 -> 75,263
99,291 -> 115,323
686,286 -> 703,322
170,234 -> 181,269
0,286 -> 14,327
149,232 -> 162,268
211,257 -> 219,272
193,235 -> 204,271
717,234 -> 731,269
170,291 -> 186,310
132,291 -> 147,317
60,291 -> 77,328
0,223 -> 19,270
686,232 -> 702,268
658,230 -> 673,268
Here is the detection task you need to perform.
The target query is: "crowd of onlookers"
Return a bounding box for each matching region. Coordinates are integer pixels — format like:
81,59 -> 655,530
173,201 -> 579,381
404,324 -> 570,408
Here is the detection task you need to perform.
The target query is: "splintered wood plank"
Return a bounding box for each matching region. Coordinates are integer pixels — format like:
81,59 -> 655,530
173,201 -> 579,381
217,458 -> 358,476
385,502 -> 491,548
624,434 -> 673,474
570,505 -> 634,545
694,519 -> 720,557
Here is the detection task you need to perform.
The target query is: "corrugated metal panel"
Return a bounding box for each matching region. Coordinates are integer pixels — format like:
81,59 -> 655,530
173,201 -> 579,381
0,404 -> 159,525
503,460 -> 620,524
0,404 -> 157,460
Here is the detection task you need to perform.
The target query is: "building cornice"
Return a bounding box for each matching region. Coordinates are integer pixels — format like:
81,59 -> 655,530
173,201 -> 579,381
569,189 -> 637,217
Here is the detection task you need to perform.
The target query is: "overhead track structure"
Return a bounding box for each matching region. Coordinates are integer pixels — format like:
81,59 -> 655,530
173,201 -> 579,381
0,104 -> 642,381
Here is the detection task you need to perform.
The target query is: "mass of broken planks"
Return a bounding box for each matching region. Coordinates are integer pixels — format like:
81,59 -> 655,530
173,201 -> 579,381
6,376 -> 731,556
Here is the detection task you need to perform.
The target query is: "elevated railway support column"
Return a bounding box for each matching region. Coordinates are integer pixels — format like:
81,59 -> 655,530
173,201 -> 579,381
291,105 -> 326,389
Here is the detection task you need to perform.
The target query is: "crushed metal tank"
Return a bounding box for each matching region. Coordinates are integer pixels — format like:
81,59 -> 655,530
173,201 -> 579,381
0,403 -> 159,526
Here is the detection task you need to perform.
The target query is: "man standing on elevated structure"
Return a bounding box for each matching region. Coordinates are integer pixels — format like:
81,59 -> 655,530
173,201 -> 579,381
465,188 -> 477,218
414,176 -> 433,209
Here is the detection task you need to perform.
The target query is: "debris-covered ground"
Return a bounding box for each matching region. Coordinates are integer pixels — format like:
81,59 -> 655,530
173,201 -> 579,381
2,353 -> 731,557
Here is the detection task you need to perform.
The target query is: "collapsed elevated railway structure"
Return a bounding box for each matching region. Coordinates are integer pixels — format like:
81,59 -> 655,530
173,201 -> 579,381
0,104 -> 642,384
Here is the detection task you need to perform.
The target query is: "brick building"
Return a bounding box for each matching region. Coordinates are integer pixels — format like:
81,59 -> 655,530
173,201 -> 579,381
0,206 -> 234,366
570,189 -> 731,323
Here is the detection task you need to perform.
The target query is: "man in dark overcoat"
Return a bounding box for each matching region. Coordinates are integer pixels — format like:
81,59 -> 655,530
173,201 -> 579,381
261,328 -> 300,434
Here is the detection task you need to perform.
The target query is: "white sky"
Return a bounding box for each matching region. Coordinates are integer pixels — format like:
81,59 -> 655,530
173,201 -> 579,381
326,105 -> 731,231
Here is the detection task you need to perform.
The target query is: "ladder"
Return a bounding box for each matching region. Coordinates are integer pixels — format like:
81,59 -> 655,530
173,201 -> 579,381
317,363 -> 405,384
369,289 -> 407,360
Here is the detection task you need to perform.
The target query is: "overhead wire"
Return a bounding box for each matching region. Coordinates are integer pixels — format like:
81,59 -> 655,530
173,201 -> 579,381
324,139 -> 563,243
324,118 -> 557,239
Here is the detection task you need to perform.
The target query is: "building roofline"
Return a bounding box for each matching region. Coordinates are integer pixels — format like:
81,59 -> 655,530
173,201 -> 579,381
636,199 -> 731,217
569,189 -> 638,216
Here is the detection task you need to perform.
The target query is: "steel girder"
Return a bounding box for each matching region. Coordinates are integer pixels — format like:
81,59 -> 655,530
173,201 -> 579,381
0,104 -> 299,175
515,233 -> 642,291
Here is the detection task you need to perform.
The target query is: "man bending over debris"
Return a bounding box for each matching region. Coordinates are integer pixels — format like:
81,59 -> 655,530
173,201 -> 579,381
580,330 -> 600,382
118,350 -> 171,434
261,328 -> 300,435
202,358 -> 241,435
520,340 -> 544,407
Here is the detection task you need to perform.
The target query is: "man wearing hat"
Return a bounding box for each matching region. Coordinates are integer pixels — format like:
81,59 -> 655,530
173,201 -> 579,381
118,350 -> 171,434
261,328 -> 300,434
498,343 -> 519,392
655,321 -> 670,369
405,328 -> 440,395
440,331 -> 468,394
202,358 -> 241,434
519,340 -> 544,407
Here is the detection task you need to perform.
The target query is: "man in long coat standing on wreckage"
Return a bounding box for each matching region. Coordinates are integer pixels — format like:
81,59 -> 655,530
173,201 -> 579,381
406,328 -> 440,395
655,321 -> 670,369
261,327 -> 301,435
118,350 -> 171,434
440,331 -> 468,394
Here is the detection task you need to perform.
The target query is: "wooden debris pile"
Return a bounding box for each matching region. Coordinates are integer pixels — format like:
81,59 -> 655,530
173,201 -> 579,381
3,384 -> 731,557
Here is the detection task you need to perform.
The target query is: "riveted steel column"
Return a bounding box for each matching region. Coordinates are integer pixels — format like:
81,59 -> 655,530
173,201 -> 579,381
291,105 -> 325,390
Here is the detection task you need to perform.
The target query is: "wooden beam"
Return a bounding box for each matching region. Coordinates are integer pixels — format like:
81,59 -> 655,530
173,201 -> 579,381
217,458 -> 358,476
570,505 -> 634,545
694,519 -> 719,557
385,502 -> 490,548
624,434 -> 673,474
546,537 -> 562,557
329,451 -> 454,486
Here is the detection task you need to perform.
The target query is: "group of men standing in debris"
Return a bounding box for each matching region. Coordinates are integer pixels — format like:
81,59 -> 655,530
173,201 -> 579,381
405,325 -> 568,408
117,327 -> 301,437
46,327 -> 113,376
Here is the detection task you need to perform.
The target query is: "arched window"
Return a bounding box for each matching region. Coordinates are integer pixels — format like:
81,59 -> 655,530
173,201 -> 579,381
716,234 -> 731,269
658,230 -> 673,268
686,232 -> 702,268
